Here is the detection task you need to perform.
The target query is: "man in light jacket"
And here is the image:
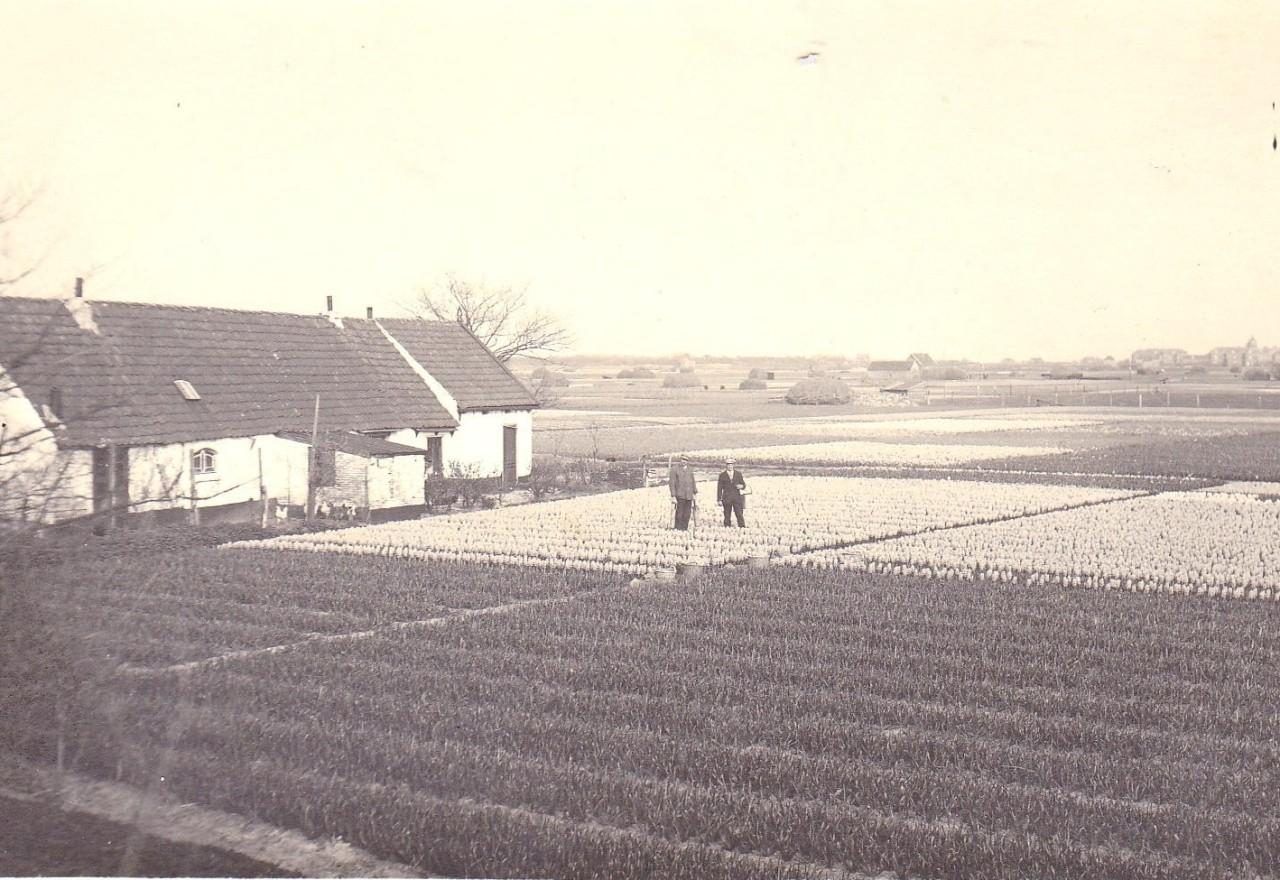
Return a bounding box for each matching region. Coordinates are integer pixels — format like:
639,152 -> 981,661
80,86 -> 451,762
668,454 -> 697,530
717,457 -> 747,527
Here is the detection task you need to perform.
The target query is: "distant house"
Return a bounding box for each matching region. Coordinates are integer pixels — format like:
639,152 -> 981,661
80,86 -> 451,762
1210,346 -> 1248,369
374,319 -> 537,482
866,353 -> 932,385
0,295 -> 535,526
1131,348 -> 1188,371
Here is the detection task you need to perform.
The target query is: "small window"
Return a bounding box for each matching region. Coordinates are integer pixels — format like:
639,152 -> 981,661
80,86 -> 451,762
174,380 -> 201,401
192,447 -> 216,476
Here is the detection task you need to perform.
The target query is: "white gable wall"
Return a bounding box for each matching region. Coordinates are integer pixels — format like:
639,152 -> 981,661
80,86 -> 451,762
443,409 -> 532,479
0,373 -> 95,524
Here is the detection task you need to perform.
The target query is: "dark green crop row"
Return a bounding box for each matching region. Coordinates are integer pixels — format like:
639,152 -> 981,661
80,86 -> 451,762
18,558 -> 1280,879
84,681 -> 1269,880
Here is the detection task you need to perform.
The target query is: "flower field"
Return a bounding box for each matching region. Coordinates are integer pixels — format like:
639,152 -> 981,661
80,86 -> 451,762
984,428 -> 1280,481
789,490 -> 1280,599
19,551 -> 614,668
234,477 -> 1137,574
14,407 -> 1280,879
752,414 -> 1103,435
49,565 -> 1280,880
681,439 -> 1069,467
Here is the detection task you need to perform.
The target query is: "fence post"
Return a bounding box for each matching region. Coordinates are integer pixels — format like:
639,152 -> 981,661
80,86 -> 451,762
1138,393 -> 1143,408
1196,392 -> 1201,408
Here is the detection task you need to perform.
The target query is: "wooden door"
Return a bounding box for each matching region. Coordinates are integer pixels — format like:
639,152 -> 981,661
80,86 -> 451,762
502,425 -> 517,484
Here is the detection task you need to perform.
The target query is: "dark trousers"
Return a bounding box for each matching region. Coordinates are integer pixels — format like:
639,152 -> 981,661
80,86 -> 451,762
674,499 -> 693,530
722,498 -> 745,527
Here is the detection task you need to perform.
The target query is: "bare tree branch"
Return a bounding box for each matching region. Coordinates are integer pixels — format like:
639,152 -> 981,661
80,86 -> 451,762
0,179 -> 48,292
409,275 -> 571,362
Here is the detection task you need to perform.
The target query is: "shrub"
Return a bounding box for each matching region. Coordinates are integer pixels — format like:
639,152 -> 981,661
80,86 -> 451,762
739,378 -> 767,390
1243,368 -> 1273,381
616,367 -> 656,379
747,367 -> 769,379
528,457 -> 570,500
785,377 -> 853,405
662,373 -> 702,388
530,369 -> 571,387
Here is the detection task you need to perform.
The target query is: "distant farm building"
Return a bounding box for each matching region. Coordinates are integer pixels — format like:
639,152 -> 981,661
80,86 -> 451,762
0,295 -> 535,526
866,353 -> 932,386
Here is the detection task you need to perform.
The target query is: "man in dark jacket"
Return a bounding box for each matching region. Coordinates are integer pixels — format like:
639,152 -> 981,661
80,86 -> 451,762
717,458 -> 747,527
668,454 -> 697,530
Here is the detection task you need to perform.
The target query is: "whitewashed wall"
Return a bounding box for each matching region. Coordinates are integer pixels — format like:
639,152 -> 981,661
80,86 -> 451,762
129,434 -> 311,514
385,428 -> 449,451
366,454 -> 427,508
444,409 -> 533,478
0,375 -> 94,523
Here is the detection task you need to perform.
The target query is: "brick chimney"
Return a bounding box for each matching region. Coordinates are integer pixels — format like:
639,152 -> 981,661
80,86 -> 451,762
324,295 -> 343,328
366,306 -> 374,319
74,277 -> 84,298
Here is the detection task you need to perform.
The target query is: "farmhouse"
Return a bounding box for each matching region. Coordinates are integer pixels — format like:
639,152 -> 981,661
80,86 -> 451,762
373,318 -> 536,481
0,294 -> 536,526
866,353 -> 933,386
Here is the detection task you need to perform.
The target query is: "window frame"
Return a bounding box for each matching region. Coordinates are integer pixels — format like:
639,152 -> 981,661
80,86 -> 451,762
192,447 -> 217,477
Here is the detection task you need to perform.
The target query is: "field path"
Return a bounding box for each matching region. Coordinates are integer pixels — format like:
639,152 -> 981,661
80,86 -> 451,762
0,755 -> 425,878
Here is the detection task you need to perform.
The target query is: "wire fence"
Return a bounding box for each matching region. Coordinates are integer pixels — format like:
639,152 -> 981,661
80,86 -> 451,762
910,383 -> 1280,411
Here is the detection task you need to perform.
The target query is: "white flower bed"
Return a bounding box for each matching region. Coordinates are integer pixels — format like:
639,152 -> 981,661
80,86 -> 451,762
231,477 -> 1134,575
763,415 -> 1101,436
681,441 -> 1068,467
789,491 -> 1280,599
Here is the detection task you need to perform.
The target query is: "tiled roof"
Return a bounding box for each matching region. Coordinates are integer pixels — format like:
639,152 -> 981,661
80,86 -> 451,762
0,297 -> 457,447
868,360 -> 913,372
376,318 -> 538,412
276,430 -> 426,458
909,353 -> 936,367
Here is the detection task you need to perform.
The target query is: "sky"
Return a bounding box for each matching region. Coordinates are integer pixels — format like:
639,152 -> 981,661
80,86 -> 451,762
1,1 -> 1278,362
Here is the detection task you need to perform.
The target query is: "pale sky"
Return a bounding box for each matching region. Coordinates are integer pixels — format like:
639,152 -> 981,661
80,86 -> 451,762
2,1 -> 1277,361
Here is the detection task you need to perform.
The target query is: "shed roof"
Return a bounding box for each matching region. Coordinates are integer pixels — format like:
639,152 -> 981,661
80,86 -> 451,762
376,319 -> 538,412
276,430 -> 427,458
867,360 -> 913,372
0,297 -> 458,447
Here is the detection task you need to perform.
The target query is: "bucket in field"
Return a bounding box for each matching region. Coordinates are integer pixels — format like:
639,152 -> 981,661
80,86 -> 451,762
748,554 -> 770,569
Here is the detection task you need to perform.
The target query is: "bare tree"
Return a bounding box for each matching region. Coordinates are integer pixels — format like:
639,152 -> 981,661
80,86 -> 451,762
0,179 -> 45,292
412,275 -> 571,362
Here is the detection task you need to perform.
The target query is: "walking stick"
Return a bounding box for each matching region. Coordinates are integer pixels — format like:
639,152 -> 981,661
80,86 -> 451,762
668,452 -> 675,530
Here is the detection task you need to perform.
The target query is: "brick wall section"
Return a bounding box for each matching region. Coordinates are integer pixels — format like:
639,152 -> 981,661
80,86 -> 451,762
317,450 -> 368,509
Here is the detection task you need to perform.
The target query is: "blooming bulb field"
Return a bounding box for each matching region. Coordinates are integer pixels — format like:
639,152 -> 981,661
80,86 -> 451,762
761,415 -> 1102,436
232,477 -> 1136,575
790,491 -> 1280,599
682,441 -> 1070,467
